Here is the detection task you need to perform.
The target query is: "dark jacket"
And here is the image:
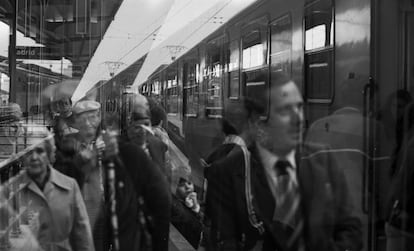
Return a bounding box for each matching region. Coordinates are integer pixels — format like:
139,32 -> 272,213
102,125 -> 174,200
386,137 -> 414,233
205,143 -> 363,251
55,135 -> 171,251
171,194 -> 203,249
147,133 -> 168,172
205,143 -> 239,165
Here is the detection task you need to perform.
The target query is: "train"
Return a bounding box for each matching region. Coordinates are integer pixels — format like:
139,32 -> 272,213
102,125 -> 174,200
0,55 -> 69,120
92,0 -> 413,250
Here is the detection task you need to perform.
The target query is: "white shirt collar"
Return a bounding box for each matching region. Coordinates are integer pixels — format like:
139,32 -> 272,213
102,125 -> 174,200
256,143 -> 298,195
256,143 -> 296,172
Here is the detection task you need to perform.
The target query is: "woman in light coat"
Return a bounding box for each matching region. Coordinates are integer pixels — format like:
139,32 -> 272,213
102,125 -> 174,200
11,135 -> 94,251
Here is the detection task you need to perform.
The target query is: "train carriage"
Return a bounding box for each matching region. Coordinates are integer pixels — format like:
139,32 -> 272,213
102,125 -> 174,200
87,0 -> 414,250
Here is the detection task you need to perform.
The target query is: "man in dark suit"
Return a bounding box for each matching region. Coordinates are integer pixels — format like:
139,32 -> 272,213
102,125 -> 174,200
206,73 -> 362,251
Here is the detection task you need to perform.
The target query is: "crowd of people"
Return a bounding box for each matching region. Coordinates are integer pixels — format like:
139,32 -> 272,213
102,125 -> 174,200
0,72 -> 413,251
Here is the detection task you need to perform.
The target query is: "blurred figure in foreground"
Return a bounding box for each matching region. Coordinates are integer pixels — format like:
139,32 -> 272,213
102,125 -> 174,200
305,75 -> 391,247
385,102 -> 414,251
205,97 -> 262,165
125,94 -> 170,179
148,97 -> 173,183
6,133 -> 94,251
378,89 -> 412,160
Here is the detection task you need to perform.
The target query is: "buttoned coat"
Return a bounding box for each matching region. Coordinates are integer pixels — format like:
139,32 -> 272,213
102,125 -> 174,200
205,143 -> 363,251
16,168 -> 94,251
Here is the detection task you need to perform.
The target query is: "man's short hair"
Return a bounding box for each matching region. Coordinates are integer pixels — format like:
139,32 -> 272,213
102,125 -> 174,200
221,119 -> 238,136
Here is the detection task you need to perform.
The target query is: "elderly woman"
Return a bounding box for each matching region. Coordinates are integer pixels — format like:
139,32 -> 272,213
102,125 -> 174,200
17,134 -> 94,251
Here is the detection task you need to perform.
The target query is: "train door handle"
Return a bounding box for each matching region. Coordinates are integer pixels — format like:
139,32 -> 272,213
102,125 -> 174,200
362,77 -> 375,214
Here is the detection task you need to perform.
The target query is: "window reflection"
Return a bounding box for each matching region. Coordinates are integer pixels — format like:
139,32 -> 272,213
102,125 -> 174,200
305,24 -> 326,51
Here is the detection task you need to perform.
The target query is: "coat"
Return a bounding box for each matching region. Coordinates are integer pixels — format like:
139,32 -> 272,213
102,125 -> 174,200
386,136 -> 414,233
16,168 -> 94,251
205,142 -> 363,251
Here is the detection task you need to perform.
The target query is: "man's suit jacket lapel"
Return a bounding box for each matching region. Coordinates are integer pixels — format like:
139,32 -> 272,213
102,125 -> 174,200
249,144 -> 275,223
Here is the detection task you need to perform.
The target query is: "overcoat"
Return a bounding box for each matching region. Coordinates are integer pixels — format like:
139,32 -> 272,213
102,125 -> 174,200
15,168 -> 94,251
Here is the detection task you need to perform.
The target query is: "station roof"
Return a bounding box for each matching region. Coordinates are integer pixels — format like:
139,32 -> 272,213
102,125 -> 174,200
0,0 -> 124,77
0,0 -> 258,102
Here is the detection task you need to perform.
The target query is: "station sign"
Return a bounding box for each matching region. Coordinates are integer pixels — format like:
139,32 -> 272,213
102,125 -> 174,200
16,46 -> 61,60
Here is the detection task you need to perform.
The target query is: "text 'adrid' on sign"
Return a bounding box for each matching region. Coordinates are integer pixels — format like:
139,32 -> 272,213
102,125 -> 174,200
16,46 -> 61,60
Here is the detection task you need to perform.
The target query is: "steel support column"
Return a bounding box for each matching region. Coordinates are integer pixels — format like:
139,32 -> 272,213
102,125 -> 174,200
8,0 -> 17,103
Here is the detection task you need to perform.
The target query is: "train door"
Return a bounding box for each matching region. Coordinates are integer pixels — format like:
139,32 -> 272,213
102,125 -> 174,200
303,0 -> 378,250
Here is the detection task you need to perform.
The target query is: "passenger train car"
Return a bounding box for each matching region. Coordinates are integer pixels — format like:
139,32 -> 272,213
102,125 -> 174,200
0,56 -> 65,117
93,0 -> 414,250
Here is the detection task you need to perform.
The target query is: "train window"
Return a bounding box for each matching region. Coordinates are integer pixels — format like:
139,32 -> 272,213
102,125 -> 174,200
242,17 -> 269,116
242,18 -> 268,70
183,52 -> 199,117
270,14 -> 292,76
304,0 -> 334,51
166,68 -> 179,115
244,68 -> 269,117
151,79 -> 161,101
205,36 -> 226,118
242,31 -> 266,69
228,39 -> 240,99
304,0 -> 334,102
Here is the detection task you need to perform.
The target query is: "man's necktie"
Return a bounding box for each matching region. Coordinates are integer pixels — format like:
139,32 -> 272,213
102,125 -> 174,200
273,160 -> 305,251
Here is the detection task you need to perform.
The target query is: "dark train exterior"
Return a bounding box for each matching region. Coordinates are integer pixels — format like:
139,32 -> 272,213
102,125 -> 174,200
92,0 -> 414,250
